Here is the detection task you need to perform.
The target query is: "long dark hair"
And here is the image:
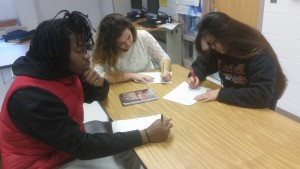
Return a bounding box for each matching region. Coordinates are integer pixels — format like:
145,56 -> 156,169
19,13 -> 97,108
92,13 -> 137,73
27,10 -> 94,78
195,12 -> 287,99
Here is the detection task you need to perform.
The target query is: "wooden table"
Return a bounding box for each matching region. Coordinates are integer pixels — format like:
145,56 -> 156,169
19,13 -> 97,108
101,64 -> 300,169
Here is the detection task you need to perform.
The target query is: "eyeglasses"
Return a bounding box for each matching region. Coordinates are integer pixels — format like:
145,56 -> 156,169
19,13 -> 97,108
206,38 -> 218,48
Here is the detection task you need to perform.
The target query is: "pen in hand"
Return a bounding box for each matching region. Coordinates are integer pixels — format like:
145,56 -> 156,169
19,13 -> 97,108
190,67 -> 196,82
161,114 -> 163,122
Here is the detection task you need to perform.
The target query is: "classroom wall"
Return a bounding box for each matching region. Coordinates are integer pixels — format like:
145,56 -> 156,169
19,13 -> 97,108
1,0 -> 179,30
0,0 -> 18,21
262,1 -> 300,117
0,0 -> 105,30
99,0 -> 114,18
113,0 -> 131,16
15,0 -> 38,30
34,0 -> 102,29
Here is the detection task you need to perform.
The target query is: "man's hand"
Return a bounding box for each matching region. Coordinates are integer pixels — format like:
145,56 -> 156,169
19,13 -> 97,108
144,117 -> 173,143
82,68 -> 104,87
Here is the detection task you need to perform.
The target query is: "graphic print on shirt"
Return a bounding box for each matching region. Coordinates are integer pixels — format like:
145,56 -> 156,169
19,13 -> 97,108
218,60 -> 247,85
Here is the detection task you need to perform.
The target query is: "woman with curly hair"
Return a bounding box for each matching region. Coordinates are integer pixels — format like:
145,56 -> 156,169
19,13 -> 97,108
92,13 -> 172,84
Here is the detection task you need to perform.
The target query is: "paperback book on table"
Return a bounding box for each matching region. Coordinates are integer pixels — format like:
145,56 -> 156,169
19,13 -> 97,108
119,88 -> 157,106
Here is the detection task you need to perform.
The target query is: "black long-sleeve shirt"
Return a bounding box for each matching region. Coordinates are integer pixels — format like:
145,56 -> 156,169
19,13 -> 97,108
6,56 -> 143,160
190,51 -> 277,109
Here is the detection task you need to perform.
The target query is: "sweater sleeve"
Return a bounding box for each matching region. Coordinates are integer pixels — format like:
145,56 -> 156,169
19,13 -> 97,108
189,54 -> 219,81
7,87 -> 143,160
217,54 -> 276,109
142,30 -> 170,64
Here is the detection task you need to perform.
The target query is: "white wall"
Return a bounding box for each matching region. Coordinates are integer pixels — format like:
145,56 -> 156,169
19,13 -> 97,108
0,0 -> 18,20
262,0 -> 300,117
113,0 -> 131,16
34,0 -> 103,29
15,0 -> 38,30
1,0 -> 109,30
99,0 -> 114,18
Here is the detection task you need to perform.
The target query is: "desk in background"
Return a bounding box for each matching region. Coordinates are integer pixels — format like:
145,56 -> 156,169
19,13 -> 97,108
132,19 -> 183,65
0,40 -> 30,84
101,64 -> 300,169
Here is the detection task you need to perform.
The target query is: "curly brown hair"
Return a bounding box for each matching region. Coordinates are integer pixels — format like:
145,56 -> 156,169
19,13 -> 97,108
92,13 -> 137,73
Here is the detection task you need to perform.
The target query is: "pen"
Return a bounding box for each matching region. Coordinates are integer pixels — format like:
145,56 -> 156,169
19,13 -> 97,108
161,114 -> 163,122
190,67 -> 196,82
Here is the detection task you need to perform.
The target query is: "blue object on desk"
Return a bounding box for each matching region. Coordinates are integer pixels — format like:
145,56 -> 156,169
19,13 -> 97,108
3,29 -> 35,43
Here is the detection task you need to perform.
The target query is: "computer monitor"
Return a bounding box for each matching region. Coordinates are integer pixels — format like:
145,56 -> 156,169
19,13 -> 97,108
147,0 -> 159,18
131,0 -> 142,13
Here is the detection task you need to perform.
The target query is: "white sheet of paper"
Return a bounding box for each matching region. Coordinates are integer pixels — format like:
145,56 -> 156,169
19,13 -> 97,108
138,72 -> 172,84
0,41 -> 16,48
159,23 -> 179,30
163,81 -> 209,105
83,102 -> 110,123
112,114 -> 161,133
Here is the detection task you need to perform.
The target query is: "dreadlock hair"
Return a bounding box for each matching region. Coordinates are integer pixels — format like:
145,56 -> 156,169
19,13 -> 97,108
27,10 -> 95,78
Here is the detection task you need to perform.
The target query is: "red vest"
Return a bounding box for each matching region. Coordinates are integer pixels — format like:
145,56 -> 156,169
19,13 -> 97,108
0,75 -> 84,169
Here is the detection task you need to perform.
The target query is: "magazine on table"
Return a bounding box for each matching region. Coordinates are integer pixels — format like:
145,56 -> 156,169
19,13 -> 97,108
119,88 -> 157,106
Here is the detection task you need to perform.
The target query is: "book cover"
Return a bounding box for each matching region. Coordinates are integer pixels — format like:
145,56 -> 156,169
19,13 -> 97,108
119,88 -> 157,106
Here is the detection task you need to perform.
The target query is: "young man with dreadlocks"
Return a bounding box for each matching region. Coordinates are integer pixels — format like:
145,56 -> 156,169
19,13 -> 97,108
0,10 -> 172,169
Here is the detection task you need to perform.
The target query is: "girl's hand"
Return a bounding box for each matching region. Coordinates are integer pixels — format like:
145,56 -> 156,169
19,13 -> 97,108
131,73 -> 154,83
188,76 -> 200,89
161,71 -> 172,82
194,89 -> 220,102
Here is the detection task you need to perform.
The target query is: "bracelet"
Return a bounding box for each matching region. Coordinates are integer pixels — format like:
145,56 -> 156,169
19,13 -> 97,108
144,129 -> 150,143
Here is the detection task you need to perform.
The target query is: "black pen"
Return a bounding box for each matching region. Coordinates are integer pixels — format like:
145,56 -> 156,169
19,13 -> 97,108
161,114 -> 163,122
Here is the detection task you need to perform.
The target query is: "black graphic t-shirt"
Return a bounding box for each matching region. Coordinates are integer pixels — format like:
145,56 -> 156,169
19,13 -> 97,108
190,51 -> 278,109
217,56 -> 248,87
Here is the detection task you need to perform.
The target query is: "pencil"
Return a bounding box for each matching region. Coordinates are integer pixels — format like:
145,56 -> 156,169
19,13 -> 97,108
190,67 -> 196,81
